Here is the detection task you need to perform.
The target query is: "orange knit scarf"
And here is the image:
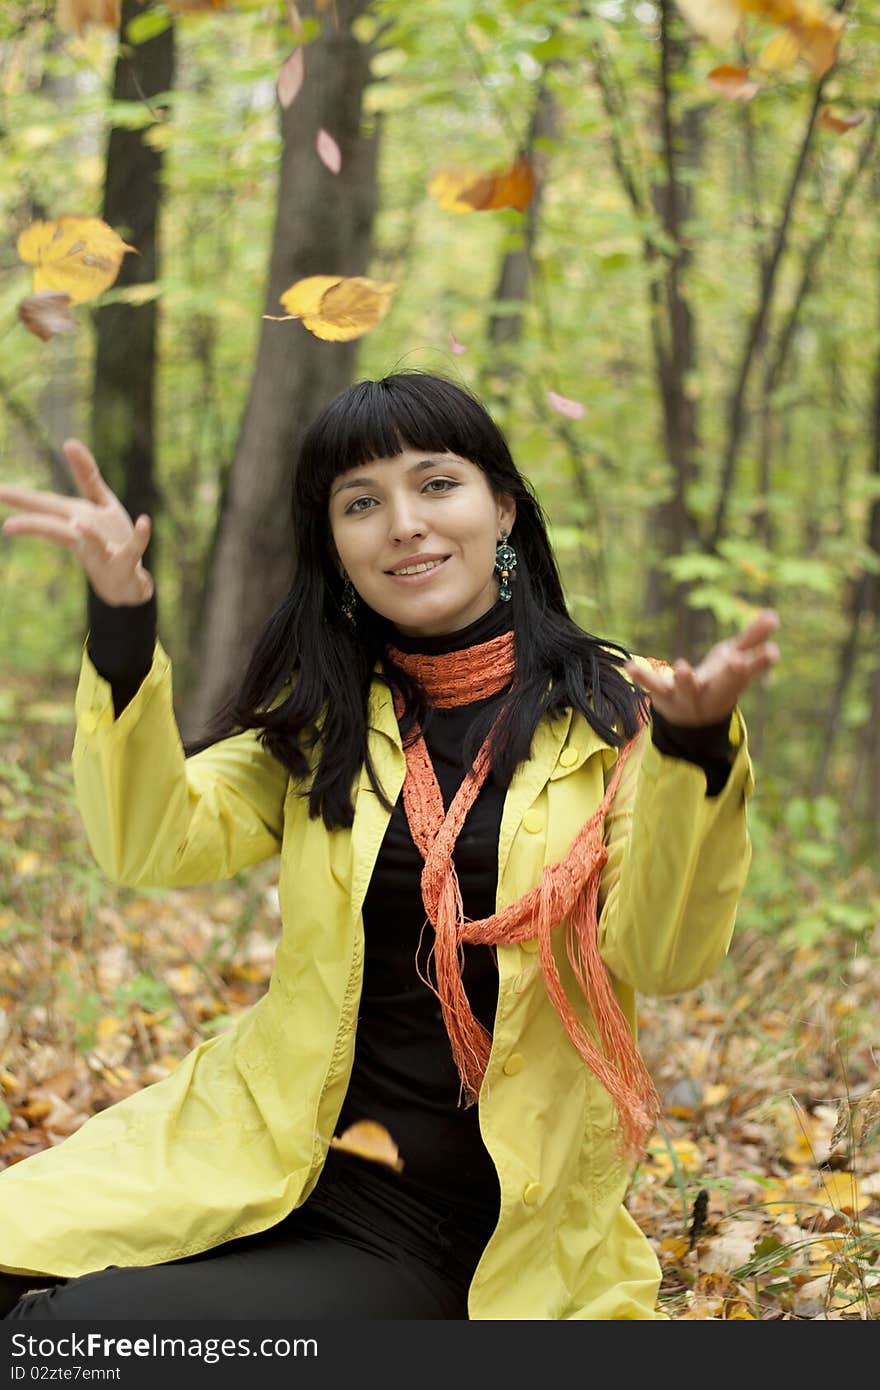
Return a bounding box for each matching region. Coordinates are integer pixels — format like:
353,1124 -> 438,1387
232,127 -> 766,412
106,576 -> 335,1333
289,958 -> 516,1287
384,628 -> 663,1159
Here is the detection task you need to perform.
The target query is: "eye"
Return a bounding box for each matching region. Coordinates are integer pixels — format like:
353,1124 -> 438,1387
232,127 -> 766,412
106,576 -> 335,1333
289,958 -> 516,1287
344,478 -> 459,515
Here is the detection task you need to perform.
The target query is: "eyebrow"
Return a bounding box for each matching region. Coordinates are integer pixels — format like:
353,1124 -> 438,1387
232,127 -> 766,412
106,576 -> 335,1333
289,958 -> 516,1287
331,456 -> 461,498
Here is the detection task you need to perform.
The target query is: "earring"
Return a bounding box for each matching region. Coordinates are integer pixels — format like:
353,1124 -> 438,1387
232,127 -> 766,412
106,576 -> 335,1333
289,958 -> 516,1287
340,573 -> 357,624
494,529 -> 517,602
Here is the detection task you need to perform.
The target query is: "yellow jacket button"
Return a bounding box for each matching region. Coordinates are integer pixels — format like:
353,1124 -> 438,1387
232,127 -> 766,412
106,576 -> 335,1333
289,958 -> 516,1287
522,810 -> 543,834
523,1182 -> 542,1205
503,1053 -> 524,1076
559,746 -> 579,767
520,937 -> 539,954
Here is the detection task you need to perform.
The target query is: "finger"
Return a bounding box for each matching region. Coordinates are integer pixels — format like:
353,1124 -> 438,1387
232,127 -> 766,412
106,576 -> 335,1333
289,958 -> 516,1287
62,438 -> 116,507
1,513 -> 81,551
0,484 -> 77,520
123,513 -> 152,563
736,608 -> 781,651
623,659 -> 674,695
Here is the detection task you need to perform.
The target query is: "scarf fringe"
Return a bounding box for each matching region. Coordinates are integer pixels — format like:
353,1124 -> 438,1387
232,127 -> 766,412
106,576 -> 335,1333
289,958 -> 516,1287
388,640 -> 663,1159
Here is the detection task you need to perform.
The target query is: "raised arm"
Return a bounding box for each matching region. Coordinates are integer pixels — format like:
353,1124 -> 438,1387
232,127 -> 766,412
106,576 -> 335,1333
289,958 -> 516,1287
597,612 -> 780,996
1,440 -> 290,888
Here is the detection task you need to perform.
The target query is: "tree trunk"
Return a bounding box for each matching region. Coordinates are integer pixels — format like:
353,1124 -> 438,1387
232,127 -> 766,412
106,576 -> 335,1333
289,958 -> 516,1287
91,0 -> 175,578
640,1 -> 706,661
184,0 -> 379,736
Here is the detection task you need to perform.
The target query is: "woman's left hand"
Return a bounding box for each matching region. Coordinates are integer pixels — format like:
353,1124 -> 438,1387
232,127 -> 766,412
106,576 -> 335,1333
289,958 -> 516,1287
622,609 -> 781,728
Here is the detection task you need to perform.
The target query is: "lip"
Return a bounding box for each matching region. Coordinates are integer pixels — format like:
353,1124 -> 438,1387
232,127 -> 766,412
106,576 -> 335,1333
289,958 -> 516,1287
386,555 -> 451,585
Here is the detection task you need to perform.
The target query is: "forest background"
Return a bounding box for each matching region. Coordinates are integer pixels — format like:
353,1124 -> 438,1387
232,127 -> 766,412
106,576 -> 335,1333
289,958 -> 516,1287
0,0 -> 878,1320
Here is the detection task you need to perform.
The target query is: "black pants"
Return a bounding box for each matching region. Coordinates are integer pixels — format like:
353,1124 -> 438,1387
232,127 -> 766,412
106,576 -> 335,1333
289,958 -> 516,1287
1,1150 -> 493,1321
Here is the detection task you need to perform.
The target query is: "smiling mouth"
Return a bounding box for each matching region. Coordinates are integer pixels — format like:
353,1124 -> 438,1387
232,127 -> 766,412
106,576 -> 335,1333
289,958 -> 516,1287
386,557 -> 450,578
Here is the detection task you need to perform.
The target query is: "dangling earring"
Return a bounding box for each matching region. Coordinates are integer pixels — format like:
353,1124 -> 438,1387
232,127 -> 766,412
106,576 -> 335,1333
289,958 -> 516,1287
494,529 -> 517,602
340,573 -> 357,624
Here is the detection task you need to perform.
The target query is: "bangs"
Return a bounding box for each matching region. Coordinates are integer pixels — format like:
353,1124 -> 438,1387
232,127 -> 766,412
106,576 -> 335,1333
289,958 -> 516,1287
296,371 -> 508,508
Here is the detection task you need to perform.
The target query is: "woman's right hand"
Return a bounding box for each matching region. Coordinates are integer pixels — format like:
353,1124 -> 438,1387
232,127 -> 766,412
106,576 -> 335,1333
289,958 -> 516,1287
0,438 -> 154,606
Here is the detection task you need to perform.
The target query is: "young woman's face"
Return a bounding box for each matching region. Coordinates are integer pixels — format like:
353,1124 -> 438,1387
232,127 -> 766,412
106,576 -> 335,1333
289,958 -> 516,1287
328,448 -> 516,637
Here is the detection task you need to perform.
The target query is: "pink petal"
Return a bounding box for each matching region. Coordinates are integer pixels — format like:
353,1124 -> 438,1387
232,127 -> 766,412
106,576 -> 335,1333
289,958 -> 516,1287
448,331 -> 466,355
547,389 -> 585,420
277,48 -> 304,110
317,128 -> 342,174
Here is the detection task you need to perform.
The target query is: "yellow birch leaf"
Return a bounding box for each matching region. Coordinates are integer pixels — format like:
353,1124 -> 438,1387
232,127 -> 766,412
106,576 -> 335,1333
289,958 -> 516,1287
278,274 -> 344,319
279,275 -> 395,342
14,851 -> 41,877
17,216 -> 135,304
756,29 -> 801,71
329,1119 -> 404,1172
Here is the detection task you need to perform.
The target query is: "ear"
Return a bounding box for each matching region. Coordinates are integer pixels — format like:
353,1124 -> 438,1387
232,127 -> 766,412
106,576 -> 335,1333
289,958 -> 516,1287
497,492 -> 516,536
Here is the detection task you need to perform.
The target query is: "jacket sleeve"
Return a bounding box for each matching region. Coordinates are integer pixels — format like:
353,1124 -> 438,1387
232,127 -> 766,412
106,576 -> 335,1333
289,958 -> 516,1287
596,703 -> 755,996
72,638 -> 290,889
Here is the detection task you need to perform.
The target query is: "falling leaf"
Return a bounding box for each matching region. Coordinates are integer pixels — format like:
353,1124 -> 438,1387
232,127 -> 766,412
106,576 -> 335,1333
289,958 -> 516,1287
448,331 -> 466,355
277,48 -> 304,109
329,1119 -> 404,1172
818,109 -> 866,134
18,291 -> 77,342
673,0 -> 742,45
784,11 -> 845,77
17,216 -> 135,305
428,157 -> 535,213
707,64 -> 760,99
756,28 -> 802,70
316,128 -> 342,174
274,274 -> 396,341
56,0 -> 120,33
547,389 -> 585,420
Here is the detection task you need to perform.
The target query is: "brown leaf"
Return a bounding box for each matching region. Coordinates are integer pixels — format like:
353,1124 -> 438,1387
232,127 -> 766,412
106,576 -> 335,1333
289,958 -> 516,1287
818,109 -> 866,134
329,1119 -> 404,1172
18,291 -> 78,342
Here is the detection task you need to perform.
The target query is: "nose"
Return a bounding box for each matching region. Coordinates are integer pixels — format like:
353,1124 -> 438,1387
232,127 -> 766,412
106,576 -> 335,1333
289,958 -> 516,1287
386,496 -> 427,545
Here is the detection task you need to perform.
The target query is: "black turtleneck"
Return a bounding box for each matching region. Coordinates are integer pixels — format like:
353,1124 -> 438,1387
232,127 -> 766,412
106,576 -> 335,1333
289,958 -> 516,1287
84,590 -> 734,1240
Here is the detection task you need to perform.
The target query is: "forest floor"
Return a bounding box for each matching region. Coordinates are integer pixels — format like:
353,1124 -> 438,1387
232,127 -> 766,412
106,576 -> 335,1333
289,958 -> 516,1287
1,670 -> 877,1321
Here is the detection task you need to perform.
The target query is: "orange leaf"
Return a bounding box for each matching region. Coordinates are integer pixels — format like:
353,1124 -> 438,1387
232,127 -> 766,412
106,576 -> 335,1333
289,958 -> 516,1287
18,291 -> 77,342
329,1120 -> 404,1172
706,64 -> 760,99
788,11 -> 845,77
428,157 -> 535,214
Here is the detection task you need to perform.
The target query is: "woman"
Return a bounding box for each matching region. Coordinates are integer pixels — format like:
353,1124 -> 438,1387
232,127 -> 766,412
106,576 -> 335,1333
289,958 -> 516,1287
0,371 -> 779,1320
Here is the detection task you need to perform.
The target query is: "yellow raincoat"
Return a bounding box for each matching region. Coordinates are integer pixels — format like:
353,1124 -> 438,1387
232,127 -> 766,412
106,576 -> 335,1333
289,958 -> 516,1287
0,639 -> 754,1318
